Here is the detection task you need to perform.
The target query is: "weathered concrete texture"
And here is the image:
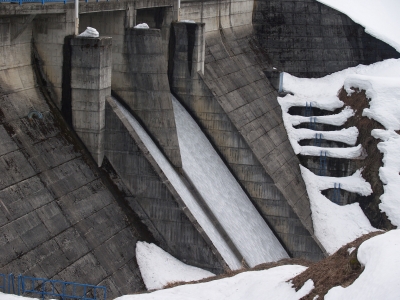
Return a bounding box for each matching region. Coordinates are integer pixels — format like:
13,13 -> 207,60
169,23 -> 325,260
253,0 -> 400,78
180,0 -> 254,33
79,11 -> 182,169
70,36 -> 112,167
0,16 -> 148,298
105,98 -> 226,273
115,28 -> 182,169
33,13 -> 75,109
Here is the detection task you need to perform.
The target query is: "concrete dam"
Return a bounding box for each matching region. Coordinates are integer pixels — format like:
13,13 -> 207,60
0,0 -> 398,297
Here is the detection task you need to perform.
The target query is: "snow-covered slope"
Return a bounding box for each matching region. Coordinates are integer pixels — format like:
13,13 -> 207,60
172,96 -> 288,267
136,242 -> 214,290
115,265 -> 312,300
316,0 -> 400,53
326,229 -> 400,300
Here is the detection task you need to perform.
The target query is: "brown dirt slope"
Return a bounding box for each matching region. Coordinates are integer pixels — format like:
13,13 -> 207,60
292,231 -> 383,300
339,88 -> 395,229
163,258 -> 312,289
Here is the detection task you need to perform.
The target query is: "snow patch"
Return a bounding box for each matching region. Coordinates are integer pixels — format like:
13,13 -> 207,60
326,230 -> 400,299
134,23 -> 150,29
136,242 -> 214,290
344,75 -> 400,130
300,166 -> 376,254
315,0 -> 400,53
78,27 -> 99,38
282,59 -> 400,97
180,20 -> 196,23
371,130 -> 400,226
115,265 -> 311,300
347,247 -> 356,255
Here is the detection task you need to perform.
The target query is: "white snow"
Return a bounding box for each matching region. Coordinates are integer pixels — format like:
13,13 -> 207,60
115,265 -> 312,300
282,59 -> 400,97
344,75 -> 400,130
288,127 -> 359,146
300,166 -> 376,254
111,97 -> 241,270
316,0 -> 400,53
78,27 -> 99,38
0,294 -> 40,300
298,144 -> 363,159
277,59 -> 400,254
371,130 -> 400,227
179,20 -> 196,23
136,242 -> 214,290
134,23 -> 150,29
172,96 -> 288,267
347,247 -> 356,255
326,229 -> 400,300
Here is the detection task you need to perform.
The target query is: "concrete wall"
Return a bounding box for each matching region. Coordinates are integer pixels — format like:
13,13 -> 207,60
70,37 -> 112,167
253,0 -> 400,78
180,0 -> 254,33
0,16 -> 148,298
169,22 -> 325,260
79,12 -> 182,169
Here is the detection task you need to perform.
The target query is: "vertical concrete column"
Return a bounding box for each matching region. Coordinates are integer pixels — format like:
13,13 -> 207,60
171,22 -> 205,79
70,37 -> 112,167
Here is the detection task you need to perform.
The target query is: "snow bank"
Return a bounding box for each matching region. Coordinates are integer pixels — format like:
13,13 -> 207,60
172,96 -> 288,267
78,27 -> 99,38
136,242 -> 214,290
371,130 -> 400,226
0,293 -> 38,300
344,75 -> 400,130
326,229 -> 400,300
316,0 -> 400,53
300,166 -> 376,254
282,59 -> 400,97
115,265 -> 312,300
111,97 -> 241,269
287,107 -> 354,127
134,23 -> 150,29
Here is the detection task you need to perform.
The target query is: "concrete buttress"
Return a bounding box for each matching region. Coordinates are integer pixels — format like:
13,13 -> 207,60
70,36 -> 112,167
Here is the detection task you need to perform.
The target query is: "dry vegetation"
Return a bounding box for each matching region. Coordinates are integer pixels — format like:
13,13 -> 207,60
339,88 -> 395,229
163,258 -> 313,289
292,231 -> 383,300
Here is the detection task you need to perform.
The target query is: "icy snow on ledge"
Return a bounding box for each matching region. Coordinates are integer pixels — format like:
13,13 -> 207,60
134,23 -> 150,29
371,130 -> 400,227
326,229 -> 400,300
136,242 -> 214,290
300,166 -> 376,255
115,265 -> 313,300
78,27 -> 99,37
316,0 -> 400,53
344,75 -> 400,130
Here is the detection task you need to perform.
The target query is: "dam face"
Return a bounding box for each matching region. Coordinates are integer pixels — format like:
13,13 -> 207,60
0,0 -> 398,297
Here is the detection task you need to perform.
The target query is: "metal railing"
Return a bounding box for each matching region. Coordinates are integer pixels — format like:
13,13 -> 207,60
0,273 -> 106,300
319,151 -> 327,176
305,102 -> 312,117
309,117 -> 317,130
332,183 -> 341,204
314,133 -> 322,147
0,0 -> 112,5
